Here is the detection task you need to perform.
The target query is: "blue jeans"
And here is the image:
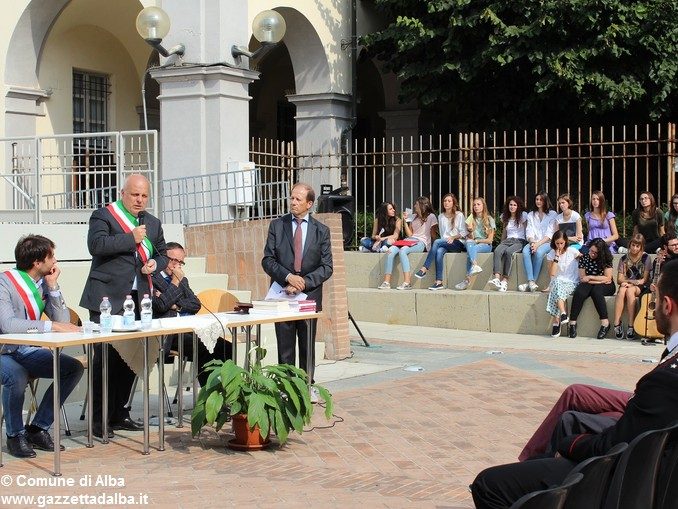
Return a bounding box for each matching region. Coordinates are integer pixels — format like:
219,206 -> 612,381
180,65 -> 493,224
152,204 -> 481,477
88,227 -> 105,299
1,346 -> 83,437
384,240 -> 426,274
522,242 -> 552,282
465,241 -> 492,274
422,238 -> 465,280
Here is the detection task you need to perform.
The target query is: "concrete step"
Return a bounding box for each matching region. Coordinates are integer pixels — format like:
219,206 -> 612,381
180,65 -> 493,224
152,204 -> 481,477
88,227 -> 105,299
348,287 -> 622,339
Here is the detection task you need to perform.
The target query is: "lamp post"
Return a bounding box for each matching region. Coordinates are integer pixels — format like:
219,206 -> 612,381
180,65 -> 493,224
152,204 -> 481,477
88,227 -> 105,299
231,10 -> 286,63
135,6 -> 185,58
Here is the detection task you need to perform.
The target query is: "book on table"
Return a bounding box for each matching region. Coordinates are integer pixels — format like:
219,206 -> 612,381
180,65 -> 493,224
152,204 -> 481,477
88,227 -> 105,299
251,299 -> 292,312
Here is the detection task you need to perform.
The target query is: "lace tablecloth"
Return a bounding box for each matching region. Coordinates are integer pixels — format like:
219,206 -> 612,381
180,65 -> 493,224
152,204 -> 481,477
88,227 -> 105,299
112,315 -> 230,375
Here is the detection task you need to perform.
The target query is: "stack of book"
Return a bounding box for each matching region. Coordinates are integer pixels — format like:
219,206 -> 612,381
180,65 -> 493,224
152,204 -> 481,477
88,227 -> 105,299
250,299 -> 291,313
291,300 -> 316,313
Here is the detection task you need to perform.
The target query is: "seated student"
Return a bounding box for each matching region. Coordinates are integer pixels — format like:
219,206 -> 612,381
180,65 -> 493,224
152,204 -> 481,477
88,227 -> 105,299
620,191 -> 665,254
567,238 -> 616,339
519,192 -> 557,292
612,233 -> 651,340
488,196 -> 528,292
472,259 -> 678,509
545,230 -> 581,338
555,193 -> 583,249
582,190 -> 619,254
359,201 -> 402,253
152,242 -> 232,386
455,197 -> 495,290
414,193 -> 467,290
378,196 -> 437,290
666,193 -> 678,237
0,235 -> 83,458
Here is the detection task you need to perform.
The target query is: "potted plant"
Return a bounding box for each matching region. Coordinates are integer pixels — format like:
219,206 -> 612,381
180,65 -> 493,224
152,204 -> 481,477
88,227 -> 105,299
191,346 -> 333,449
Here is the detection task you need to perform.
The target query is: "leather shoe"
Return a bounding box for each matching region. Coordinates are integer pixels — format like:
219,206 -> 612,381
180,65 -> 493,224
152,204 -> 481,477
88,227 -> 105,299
26,429 -> 64,451
92,424 -> 114,439
111,417 -> 144,431
597,324 -> 611,340
7,434 -> 37,458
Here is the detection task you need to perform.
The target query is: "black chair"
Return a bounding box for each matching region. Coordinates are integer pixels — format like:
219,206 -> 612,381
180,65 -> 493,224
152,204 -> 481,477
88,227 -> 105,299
603,426 -> 671,509
509,472 -> 583,509
563,442 -> 628,509
652,421 -> 678,509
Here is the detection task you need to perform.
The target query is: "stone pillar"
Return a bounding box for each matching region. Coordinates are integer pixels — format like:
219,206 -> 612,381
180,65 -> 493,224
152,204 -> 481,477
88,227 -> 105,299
286,92 -> 352,191
378,109 -> 421,210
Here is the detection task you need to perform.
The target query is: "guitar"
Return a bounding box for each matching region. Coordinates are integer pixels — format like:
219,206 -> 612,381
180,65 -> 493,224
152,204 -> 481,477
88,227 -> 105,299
633,255 -> 663,339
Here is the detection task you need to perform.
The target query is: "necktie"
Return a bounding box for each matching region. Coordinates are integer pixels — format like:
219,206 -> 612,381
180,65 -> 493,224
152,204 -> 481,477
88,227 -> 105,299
164,275 -> 172,284
294,218 -> 304,273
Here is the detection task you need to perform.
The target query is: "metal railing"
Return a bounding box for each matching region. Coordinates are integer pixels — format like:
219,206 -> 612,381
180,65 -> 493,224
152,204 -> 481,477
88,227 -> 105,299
160,166 -> 290,225
0,130 -> 157,223
250,123 -> 677,241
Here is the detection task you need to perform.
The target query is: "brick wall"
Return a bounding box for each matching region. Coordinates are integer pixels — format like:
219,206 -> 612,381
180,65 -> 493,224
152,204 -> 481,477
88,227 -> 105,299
183,214 -> 350,360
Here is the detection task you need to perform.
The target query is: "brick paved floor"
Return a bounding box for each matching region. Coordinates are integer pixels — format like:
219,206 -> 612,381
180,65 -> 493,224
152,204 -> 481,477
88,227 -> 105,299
0,337 -> 646,508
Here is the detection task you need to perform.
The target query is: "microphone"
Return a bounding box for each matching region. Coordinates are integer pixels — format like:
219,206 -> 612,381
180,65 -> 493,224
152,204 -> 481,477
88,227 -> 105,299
137,211 -> 146,225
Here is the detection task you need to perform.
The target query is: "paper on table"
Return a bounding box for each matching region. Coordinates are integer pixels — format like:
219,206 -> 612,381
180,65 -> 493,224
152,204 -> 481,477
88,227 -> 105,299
265,281 -> 308,301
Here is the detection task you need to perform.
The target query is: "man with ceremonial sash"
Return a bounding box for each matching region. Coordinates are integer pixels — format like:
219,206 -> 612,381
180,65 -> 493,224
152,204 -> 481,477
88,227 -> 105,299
80,174 -> 167,438
0,235 -> 83,458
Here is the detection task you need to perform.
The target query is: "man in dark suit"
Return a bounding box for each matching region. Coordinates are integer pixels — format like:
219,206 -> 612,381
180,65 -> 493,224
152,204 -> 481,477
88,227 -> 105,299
471,258 -> 678,509
0,235 -> 83,457
80,174 -> 167,438
151,241 -> 231,386
262,182 -> 333,387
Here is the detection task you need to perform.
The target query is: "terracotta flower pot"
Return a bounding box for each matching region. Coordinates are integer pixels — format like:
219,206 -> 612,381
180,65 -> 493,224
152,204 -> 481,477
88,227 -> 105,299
228,413 -> 271,451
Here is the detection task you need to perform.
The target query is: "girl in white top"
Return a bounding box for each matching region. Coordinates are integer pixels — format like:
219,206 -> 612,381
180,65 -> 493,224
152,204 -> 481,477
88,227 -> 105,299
488,196 -> 528,292
556,193 -> 583,249
519,192 -> 558,292
414,193 -> 467,290
546,229 -> 581,337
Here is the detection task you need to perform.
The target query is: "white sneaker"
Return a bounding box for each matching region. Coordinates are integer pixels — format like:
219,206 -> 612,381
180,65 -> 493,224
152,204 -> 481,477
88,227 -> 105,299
377,281 -> 391,289
380,245 -> 389,252
528,281 -> 539,292
618,246 -> 628,254
470,264 -> 483,275
488,277 -> 501,289
396,282 -> 412,290
498,281 -> 507,292
518,283 -> 529,292
455,279 -> 470,290
359,246 -> 370,253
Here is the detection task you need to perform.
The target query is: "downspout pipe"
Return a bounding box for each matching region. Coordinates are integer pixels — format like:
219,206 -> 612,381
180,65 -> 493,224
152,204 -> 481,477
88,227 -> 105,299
339,0 -> 357,194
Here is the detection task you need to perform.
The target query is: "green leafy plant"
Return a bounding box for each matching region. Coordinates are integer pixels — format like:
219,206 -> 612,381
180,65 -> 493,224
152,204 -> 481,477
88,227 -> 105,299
191,347 -> 333,445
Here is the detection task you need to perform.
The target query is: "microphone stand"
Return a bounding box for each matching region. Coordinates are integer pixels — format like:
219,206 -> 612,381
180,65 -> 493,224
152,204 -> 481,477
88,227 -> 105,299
348,311 -> 370,347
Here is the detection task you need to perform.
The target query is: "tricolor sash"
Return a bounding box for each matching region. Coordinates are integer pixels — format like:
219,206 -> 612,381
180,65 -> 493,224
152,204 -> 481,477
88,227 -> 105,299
106,201 -> 154,262
4,269 -> 45,320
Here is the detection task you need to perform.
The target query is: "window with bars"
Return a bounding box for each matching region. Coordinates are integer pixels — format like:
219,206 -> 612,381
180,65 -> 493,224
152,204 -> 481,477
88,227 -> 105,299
73,70 -> 109,133
72,70 -> 114,208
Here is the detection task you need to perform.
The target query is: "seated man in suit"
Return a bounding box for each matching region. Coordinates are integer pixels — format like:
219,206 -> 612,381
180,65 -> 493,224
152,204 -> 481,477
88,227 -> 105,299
0,235 -> 83,458
472,258 -> 678,509
151,242 -> 231,386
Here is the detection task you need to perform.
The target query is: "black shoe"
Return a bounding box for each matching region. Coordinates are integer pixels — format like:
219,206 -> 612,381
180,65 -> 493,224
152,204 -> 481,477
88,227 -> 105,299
6,434 -> 36,458
568,323 -> 577,338
551,324 -> 561,338
560,313 -> 569,325
111,417 -> 144,431
26,429 -> 64,451
597,324 -> 611,340
92,424 -> 115,439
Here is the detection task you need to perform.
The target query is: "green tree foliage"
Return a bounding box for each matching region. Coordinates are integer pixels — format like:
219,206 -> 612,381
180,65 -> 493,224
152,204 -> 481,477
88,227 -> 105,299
363,0 -> 678,129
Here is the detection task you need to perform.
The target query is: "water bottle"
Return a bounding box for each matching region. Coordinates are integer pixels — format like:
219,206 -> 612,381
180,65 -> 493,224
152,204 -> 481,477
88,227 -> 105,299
99,297 -> 113,334
123,295 -> 135,328
140,293 -> 152,330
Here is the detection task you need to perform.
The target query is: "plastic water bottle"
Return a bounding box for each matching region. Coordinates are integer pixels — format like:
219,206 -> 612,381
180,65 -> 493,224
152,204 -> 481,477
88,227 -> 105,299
99,297 -> 113,334
123,295 -> 135,328
140,294 -> 152,330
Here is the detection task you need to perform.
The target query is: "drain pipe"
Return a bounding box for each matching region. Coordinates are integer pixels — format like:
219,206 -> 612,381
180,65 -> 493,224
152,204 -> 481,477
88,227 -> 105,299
339,0 -> 358,195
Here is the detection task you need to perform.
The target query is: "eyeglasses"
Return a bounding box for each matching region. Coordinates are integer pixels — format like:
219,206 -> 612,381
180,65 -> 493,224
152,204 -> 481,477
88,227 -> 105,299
672,201 -> 678,206
168,257 -> 186,266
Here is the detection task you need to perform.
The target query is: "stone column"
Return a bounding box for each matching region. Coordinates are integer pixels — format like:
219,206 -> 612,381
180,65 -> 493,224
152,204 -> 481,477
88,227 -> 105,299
286,92 -> 352,191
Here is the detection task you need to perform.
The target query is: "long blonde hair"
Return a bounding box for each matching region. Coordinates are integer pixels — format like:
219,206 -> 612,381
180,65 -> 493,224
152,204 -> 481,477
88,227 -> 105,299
471,197 -> 493,234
